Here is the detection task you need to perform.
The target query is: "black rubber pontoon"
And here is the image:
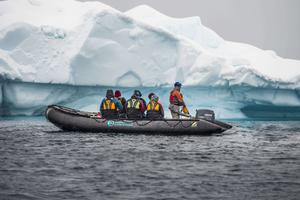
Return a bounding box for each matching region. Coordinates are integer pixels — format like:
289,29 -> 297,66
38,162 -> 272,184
45,105 -> 232,135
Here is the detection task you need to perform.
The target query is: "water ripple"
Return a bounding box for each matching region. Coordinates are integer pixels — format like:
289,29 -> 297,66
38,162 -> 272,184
0,119 -> 299,200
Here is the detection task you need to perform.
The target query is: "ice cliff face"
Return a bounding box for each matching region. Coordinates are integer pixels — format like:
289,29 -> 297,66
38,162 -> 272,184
0,0 -> 300,118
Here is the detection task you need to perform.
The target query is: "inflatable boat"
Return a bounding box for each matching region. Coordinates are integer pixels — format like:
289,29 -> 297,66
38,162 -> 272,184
45,105 -> 232,135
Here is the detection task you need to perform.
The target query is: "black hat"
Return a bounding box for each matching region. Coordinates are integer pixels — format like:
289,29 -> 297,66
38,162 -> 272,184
106,89 -> 114,98
148,92 -> 155,100
133,90 -> 142,97
174,81 -> 182,87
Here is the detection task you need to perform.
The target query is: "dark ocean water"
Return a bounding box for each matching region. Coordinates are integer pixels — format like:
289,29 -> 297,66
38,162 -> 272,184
0,118 -> 299,200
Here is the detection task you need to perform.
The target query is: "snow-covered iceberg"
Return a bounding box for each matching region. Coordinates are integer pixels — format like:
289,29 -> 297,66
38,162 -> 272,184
0,0 -> 300,118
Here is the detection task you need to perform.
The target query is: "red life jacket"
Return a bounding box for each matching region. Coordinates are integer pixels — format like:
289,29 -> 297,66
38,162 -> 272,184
169,89 -> 184,105
169,90 -> 175,104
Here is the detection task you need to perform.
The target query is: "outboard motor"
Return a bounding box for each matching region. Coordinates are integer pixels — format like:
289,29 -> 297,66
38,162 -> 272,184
195,109 -> 215,121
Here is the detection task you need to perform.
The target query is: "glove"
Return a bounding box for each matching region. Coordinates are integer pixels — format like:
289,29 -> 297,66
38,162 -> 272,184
182,106 -> 190,115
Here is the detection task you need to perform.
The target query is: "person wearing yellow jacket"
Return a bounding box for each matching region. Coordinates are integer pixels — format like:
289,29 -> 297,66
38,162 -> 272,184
100,89 -> 123,119
146,94 -> 164,119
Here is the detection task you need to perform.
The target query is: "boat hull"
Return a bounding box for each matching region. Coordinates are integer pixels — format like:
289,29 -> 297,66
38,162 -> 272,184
45,105 -> 232,135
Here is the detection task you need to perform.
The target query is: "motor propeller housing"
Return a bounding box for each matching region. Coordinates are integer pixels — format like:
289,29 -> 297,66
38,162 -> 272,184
195,109 -> 215,121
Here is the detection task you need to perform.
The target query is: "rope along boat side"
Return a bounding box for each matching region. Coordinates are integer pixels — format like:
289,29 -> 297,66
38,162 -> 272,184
45,105 -> 232,135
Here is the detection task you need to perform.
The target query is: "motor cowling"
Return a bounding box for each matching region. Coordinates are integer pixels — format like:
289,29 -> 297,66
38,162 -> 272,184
195,109 -> 215,121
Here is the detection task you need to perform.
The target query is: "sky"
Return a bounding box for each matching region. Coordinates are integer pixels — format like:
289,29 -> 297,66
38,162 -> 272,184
80,0 -> 300,60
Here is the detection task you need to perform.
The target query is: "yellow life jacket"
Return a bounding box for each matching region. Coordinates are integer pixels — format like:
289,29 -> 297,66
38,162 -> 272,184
102,99 -> 116,110
147,101 -> 160,111
127,98 -> 140,109
182,105 -> 189,114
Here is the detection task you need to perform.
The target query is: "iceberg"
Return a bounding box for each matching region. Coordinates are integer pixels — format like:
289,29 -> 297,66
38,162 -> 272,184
0,0 -> 300,118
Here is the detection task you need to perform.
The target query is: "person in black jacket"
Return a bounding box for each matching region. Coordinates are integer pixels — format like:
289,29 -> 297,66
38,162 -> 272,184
125,90 -> 146,119
100,89 -> 123,119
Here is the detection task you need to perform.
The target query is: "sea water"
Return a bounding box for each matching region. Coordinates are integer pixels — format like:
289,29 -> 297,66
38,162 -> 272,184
0,118 -> 299,200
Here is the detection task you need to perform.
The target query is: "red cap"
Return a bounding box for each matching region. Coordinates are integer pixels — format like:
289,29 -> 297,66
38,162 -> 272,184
115,90 -> 121,98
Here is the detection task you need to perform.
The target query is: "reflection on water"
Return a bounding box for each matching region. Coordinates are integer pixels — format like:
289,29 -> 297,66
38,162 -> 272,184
0,119 -> 299,200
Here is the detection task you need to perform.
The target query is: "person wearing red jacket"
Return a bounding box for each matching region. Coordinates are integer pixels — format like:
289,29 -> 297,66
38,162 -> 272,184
169,82 -> 187,119
114,90 -> 126,114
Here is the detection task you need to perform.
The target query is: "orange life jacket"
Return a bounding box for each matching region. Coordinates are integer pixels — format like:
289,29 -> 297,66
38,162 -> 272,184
169,89 -> 183,105
147,101 -> 160,111
102,99 -> 116,110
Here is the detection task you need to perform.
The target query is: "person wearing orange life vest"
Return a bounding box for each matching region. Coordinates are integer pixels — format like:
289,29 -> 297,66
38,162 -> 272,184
148,92 -> 163,105
146,94 -> 164,119
100,89 -> 123,119
169,81 -> 188,119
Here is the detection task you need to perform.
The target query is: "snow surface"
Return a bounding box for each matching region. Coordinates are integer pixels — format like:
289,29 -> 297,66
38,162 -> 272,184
0,0 -> 299,88
0,0 -> 300,117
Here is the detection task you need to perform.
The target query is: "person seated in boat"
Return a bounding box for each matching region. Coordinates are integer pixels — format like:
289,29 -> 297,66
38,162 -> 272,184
100,89 -> 123,119
148,92 -> 155,101
135,90 -> 147,109
146,94 -> 164,119
169,81 -> 189,119
114,90 -> 126,114
126,90 -> 146,119
148,92 -> 163,105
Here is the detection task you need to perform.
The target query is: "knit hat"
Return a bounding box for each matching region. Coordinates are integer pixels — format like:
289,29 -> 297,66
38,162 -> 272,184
133,90 -> 142,97
148,92 -> 155,100
115,90 -> 121,98
106,89 -> 114,98
174,81 -> 182,87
